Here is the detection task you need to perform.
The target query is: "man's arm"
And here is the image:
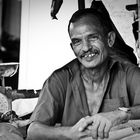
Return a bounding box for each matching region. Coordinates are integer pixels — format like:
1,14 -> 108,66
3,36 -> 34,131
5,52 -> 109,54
27,122 -> 71,140
27,117 -> 92,140
126,66 -> 140,119
27,107 -> 135,140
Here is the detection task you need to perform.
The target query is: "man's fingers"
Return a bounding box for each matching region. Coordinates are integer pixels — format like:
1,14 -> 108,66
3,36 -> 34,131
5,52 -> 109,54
104,121 -> 112,138
78,116 -> 91,132
98,121 -> 106,139
77,115 -> 113,139
78,118 -> 87,131
90,120 -> 100,139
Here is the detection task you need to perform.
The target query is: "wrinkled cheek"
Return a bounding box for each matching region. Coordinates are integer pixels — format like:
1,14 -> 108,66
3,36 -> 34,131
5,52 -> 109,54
102,50 -> 109,61
73,49 -> 81,58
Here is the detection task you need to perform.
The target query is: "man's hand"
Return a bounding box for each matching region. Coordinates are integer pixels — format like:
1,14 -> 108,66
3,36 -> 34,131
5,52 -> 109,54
67,116 -> 92,140
78,110 -> 129,139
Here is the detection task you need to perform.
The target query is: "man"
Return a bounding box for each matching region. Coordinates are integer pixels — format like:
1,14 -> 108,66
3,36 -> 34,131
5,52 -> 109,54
27,8 -> 140,140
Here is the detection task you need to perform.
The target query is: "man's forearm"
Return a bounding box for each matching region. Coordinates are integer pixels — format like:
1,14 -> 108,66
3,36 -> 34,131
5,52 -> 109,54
27,122 -> 70,140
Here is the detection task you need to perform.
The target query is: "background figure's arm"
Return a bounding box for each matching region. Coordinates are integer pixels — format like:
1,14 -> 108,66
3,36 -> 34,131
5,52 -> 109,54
127,66 -> 140,119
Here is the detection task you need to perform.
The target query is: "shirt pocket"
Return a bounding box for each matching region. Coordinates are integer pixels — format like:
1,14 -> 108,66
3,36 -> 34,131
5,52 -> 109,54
100,97 -> 125,112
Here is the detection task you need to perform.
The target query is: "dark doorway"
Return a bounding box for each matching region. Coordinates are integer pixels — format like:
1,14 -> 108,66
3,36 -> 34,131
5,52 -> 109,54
1,0 -> 21,89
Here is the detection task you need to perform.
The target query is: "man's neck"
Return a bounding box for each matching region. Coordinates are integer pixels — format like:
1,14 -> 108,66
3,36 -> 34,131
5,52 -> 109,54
81,59 -> 109,84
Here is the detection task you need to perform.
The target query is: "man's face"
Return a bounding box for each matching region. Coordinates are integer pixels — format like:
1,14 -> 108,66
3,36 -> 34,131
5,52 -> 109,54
69,15 -> 110,69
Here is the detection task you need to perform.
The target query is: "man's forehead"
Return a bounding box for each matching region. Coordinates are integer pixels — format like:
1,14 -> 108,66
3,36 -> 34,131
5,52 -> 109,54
80,14 -> 100,21
69,15 -> 102,31
71,15 -> 101,27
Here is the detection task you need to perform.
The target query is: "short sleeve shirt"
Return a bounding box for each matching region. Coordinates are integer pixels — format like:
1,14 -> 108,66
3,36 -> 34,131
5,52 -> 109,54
30,58 -> 140,126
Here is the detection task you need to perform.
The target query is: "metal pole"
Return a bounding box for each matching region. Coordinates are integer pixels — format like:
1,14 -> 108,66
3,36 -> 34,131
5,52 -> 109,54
138,0 -> 140,47
1,77 -> 5,87
78,0 -> 85,10
0,0 -> 2,47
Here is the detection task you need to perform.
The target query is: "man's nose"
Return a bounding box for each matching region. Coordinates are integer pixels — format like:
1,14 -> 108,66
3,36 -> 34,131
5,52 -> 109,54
82,40 -> 91,51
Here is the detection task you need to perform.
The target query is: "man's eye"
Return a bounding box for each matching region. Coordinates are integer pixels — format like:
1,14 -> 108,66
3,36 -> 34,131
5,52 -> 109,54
89,35 -> 99,41
72,39 -> 81,46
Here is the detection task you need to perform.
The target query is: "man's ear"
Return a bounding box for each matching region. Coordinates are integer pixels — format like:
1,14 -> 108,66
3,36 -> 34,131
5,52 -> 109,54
107,31 -> 116,47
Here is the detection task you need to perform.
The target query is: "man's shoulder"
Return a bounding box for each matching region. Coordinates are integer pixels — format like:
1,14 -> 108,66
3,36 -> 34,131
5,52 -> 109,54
53,58 -> 79,75
111,59 -> 139,73
47,58 -> 79,82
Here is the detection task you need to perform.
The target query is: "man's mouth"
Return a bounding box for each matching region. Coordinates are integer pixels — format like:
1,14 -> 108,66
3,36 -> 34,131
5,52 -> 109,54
81,50 -> 99,58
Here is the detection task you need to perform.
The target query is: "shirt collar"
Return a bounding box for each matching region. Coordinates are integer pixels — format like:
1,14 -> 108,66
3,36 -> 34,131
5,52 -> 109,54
67,57 -> 118,79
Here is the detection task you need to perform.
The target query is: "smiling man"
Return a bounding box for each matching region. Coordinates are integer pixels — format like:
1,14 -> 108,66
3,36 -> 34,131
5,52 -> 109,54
27,8 -> 140,140
69,13 -> 109,69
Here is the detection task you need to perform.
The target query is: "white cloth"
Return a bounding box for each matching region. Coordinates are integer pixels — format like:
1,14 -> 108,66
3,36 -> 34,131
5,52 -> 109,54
12,98 -> 38,117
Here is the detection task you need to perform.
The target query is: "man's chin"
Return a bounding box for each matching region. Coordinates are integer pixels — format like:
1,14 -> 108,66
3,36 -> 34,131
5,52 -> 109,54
80,61 -> 98,69
78,57 -> 98,67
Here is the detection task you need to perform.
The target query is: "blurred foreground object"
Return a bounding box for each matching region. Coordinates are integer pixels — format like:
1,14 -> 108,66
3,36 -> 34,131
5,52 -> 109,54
0,123 -> 23,140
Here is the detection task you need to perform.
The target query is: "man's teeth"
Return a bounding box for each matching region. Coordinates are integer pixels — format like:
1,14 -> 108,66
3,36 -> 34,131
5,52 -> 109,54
84,53 -> 95,58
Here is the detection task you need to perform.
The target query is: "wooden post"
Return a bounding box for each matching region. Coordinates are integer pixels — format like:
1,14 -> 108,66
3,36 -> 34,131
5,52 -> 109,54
78,0 -> 85,10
